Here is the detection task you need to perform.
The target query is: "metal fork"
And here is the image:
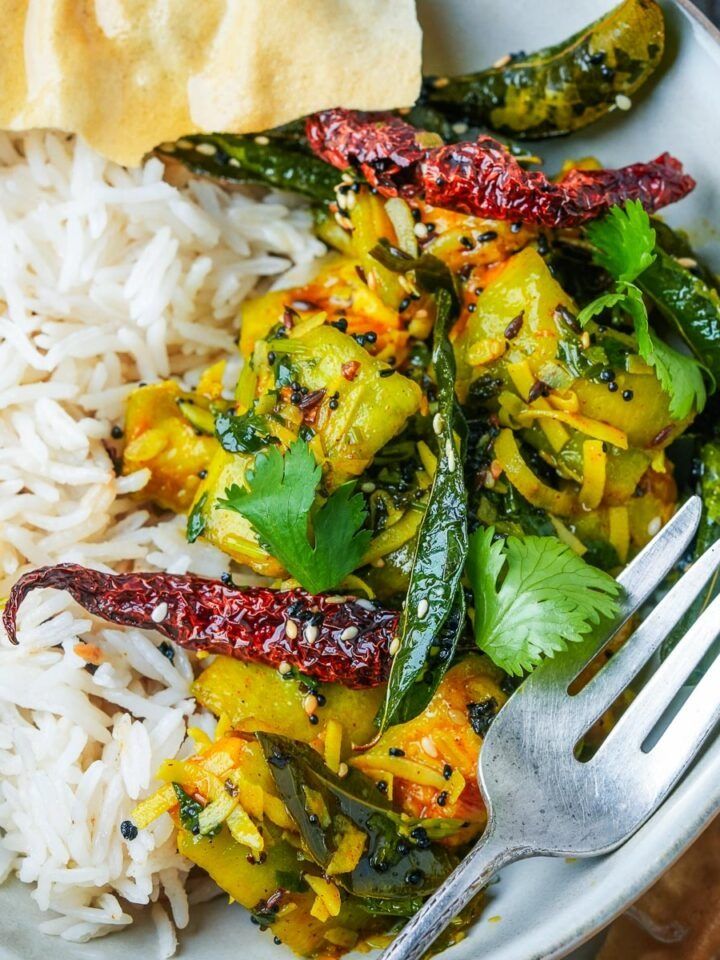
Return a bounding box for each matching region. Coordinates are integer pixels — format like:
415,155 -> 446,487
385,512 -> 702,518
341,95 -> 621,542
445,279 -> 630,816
382,496 -> 720,960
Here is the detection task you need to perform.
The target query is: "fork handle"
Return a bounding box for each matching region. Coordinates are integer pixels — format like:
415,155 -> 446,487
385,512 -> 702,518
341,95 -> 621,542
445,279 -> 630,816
379,826 -> 528,960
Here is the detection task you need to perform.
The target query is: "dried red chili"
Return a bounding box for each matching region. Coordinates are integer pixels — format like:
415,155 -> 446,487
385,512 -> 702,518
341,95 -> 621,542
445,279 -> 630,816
305,108 -> 695,228
3,564 -> 398,688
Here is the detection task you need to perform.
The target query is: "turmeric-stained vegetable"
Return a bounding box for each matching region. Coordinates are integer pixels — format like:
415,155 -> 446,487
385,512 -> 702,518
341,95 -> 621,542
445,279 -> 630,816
122,381 -> 218,513
354,657 -> 506,829
422,0 -> 665,139
3,565 -> 400,689
193,657 -> 383,748
266,324 -> 422,488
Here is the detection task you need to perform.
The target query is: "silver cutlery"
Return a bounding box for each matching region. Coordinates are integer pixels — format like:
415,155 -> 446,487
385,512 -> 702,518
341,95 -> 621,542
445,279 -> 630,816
382,496 -> 719,960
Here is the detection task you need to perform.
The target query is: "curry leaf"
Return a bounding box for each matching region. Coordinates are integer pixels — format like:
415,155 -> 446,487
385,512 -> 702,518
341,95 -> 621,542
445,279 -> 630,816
375,287 -> 468,731
258,734 -> 457,900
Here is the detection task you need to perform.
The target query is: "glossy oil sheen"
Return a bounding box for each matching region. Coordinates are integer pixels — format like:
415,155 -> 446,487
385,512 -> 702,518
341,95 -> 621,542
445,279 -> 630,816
2,2 -> 720,960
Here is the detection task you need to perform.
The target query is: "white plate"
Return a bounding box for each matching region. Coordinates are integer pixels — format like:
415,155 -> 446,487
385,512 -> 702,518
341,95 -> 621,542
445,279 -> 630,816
2,2 -> 720,958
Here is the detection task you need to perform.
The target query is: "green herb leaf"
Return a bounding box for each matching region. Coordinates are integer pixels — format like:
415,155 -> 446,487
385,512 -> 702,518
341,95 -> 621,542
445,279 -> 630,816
215,409 -> 275,454
581,201 -> 707,420
467,527 -> 621,676
576,290 -> 627,328
376,288 -> 468,731
172,782 -> 220,838
258,734 -> 457,900
636,322 -> 707,421
218,439 -> 371,594
186,493 -> 207,544
584,198 -> 656,283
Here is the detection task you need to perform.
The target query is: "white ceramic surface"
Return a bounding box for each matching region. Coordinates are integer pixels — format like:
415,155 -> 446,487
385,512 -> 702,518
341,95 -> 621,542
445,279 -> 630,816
2,3 -> 720,959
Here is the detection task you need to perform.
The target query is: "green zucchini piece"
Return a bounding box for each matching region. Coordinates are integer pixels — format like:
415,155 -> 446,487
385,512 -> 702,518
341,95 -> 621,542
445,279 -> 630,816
639,248 -> 720,381
157,133 -> 339,204
422,0 -> 664,139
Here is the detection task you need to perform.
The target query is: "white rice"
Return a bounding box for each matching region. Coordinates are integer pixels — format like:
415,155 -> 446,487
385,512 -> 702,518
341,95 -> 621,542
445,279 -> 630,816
0,131 -> 324,949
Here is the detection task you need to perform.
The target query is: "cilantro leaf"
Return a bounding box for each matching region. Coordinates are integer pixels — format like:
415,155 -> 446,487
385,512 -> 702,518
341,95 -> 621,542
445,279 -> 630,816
218,439 -> 371,594
576,290 -> 627,328
633,310 -> 708,420
581,202 -> 707,420
466,527 -> 620,676
584,199 -> 656,283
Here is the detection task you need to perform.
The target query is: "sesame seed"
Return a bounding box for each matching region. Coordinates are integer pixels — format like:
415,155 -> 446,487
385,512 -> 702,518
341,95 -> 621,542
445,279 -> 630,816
229,157 -> 241,168
304,624 -> 318,645
254,135 -> 270,145
303,694 -> 319,716
493,53 -> 512,69
615,94 -> 632,111
195,142 -> 218,156
414,222 -> 429,240
677,256 -> 698,269
338,762 -> 349,778
421,736 -> 438,758
580,331 -> 591,349
345,190 -> 357,211
361,482 -> 376,493
340,626 -> 359,642
451,121 -> 469,136
389,636 -> 401,656
151,602 -> 168,623
324,596 -> 346,604
278,661 -> 292,676
432,76 -> 450,89
647,516 -> 662,537
445,438 -> 456,472
176,138 -> 193,150
355,598 -> 376,611
158,142 -> 176,153
432,413 -> 445,435
417,598 -> 429,620
285,619 -> 298,640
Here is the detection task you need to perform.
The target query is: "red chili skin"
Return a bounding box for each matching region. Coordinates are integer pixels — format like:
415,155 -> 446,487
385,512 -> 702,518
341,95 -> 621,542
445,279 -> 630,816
3,564 -> 398,689
305,108 -> 696,227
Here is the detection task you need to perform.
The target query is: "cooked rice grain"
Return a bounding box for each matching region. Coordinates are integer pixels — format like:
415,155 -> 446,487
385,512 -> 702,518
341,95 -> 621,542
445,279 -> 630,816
0,131 -> 324,951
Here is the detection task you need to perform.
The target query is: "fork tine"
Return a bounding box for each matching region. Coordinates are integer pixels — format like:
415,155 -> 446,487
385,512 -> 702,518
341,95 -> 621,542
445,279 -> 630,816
525,497 -> 702,691
646,629 -> 720,793
569,538 -> 720,735
597,581 -> 720,754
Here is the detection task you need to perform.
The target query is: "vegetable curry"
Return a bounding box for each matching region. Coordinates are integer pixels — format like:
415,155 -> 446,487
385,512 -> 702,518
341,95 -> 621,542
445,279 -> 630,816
6,1 -> 720,955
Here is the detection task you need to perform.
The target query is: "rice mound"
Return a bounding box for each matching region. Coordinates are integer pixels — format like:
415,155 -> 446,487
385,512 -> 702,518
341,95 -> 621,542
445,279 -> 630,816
0,131 -> 324,953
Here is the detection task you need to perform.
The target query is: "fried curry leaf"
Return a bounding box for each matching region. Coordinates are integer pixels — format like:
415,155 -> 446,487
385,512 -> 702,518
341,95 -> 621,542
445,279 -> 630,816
218,438 -> 371,593
258,734 -> 456,900
369,278 -> 467,730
